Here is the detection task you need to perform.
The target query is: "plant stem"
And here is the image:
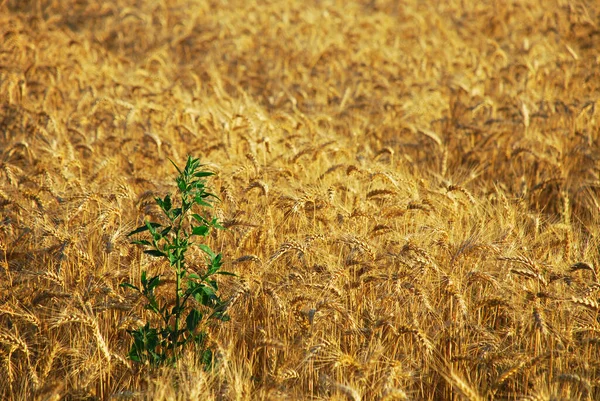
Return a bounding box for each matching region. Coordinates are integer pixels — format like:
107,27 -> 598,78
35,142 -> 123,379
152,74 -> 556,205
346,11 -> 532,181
174,255 -> 181,360
172,186 -> 188,360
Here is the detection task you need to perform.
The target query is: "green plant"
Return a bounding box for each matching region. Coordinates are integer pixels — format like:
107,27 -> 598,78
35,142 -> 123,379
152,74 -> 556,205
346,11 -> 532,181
121,156 -> 233,367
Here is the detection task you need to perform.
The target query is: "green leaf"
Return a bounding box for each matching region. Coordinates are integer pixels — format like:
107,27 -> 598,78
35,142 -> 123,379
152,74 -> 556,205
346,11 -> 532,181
146,221 -> 161,236
192,213 -> 207,224
120,282 -> 140,291
211,217 -> 225,230
196,286 -> 216,305
194,195 -> 212,207
194,171 -> 214,178
216,271 -> 236,276
163,194 -> 172,211
186,156 -> 200,173
147,275 -> 161,291
128,323 -> 163,364
128,350 -> 141,363
168,251 -> 177,265
132,239 -> 152,246
188,273 -> 201,280
146,298 -> 160,314
187,282 -> 216,306
206,253 -> 223,275
198,244 -> 215,258
144,249 -> 166,257
186,309 -> 203,332
169,158 -> 182,175
208,261 -> 221,276
142,326 -> 159,350
192,225 -> 209,237
186,280 -> 203,296
155,194 -> 172,214
128,222 -> 161,236
201,349 -> 213,369
199,191 -> 219,201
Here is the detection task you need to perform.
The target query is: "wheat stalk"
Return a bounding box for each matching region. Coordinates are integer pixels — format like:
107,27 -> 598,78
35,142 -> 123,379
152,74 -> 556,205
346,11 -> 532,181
51,311 -> 111,362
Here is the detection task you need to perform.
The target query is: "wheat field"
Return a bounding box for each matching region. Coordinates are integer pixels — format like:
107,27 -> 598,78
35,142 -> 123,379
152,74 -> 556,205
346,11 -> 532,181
1,0 -> 600,399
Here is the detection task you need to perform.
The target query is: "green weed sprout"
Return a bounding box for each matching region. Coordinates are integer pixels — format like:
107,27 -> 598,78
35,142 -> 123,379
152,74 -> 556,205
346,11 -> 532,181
121,156 -> 233,367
